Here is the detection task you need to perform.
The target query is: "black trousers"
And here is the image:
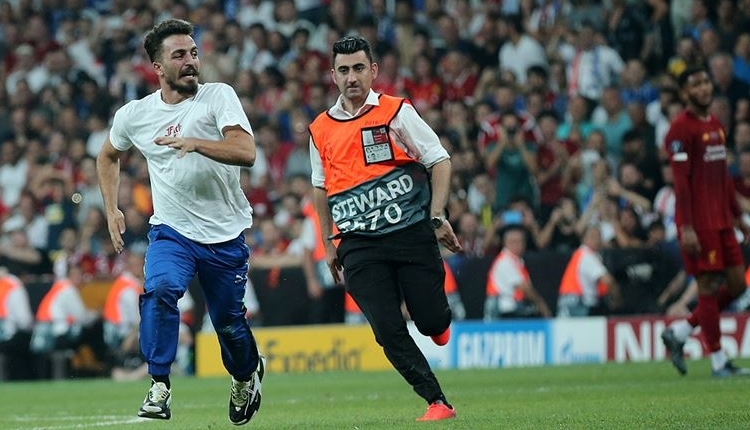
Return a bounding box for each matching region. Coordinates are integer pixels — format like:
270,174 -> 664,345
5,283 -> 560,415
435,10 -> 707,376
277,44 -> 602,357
337,221 -> 451,404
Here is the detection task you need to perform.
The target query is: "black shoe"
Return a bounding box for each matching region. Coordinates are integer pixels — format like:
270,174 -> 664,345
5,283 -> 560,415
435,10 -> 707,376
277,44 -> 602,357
660,328 -> 687,375
137,379 -> 171,420
229,355 -> 266,425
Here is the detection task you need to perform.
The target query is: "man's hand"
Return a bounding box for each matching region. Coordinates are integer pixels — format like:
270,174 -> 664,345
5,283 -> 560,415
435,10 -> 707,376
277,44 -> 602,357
106,209 -> 126,253
679,225 -> 701,255
154,136 -> 197,158
324,242 -> 344,285
434,220 -> 463,253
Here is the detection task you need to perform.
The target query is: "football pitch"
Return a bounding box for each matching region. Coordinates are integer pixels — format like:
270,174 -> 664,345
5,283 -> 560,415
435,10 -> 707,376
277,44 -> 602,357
1,359 -> 748,430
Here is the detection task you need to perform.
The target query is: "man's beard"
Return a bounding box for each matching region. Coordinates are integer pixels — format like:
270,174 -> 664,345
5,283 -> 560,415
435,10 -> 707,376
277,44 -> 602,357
166,71 -> 199,95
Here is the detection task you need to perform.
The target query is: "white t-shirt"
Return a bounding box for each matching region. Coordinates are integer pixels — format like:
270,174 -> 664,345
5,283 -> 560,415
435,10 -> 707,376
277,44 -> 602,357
109,83 -> 254,244
564,46 -> 625,100
498,35 -> 548,84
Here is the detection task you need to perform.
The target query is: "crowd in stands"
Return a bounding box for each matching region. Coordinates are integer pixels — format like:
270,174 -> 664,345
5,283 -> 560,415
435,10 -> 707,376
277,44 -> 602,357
4,0 -> 750,378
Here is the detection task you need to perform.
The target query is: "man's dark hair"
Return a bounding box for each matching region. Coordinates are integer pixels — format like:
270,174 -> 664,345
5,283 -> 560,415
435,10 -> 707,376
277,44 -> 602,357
144,19 -> 194,63
332,36 -> 373,65
677,65 -> 709,89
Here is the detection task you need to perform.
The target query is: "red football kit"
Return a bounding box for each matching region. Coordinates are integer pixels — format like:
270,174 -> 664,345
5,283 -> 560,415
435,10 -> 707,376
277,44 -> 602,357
665,109 -> 743,274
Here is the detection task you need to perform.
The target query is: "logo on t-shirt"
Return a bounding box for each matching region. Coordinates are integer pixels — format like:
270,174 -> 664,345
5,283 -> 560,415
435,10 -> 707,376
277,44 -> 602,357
165,124 -> 182,138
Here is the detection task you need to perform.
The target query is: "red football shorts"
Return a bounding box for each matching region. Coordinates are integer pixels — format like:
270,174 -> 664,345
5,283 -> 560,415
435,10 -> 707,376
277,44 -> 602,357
680,228 -> 744,275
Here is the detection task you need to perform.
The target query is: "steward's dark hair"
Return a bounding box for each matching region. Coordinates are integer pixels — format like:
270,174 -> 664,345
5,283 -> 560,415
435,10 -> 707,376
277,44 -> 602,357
144,19 -> 194,63
332,36 -> 373,65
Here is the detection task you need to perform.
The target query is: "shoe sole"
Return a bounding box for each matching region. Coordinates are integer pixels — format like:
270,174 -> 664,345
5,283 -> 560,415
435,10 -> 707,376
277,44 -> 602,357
137,409 -> 171,420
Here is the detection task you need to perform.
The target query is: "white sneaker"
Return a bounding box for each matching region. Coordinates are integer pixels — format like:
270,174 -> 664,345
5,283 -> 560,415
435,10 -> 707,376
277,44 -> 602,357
137,380 -> 171,420
228,355 -> 265,425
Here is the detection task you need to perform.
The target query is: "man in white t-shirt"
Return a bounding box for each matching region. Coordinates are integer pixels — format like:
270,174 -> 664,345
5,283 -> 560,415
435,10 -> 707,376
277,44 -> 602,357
96,19 -> 264,425
498,14 -> 548,85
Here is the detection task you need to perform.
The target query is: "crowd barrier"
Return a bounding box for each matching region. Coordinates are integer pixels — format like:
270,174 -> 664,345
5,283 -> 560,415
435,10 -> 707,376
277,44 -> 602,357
195,313 -> 750,376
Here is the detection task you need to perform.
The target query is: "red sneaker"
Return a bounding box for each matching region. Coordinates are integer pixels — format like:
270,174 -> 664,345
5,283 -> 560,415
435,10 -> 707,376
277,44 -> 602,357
416,402 -> 456,421
430,327 -> 450,346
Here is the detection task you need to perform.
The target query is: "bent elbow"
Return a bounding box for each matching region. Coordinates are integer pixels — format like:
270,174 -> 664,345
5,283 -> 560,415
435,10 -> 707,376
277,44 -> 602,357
242,151 -> 256,167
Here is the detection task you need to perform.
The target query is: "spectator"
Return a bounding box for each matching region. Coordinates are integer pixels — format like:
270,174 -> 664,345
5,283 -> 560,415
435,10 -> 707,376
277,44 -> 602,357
621,58 -> 660,106
535,110 -> 572,221
563,20 -> 625,102
604,0 -> 648,62
3,191 -> 49,250
483,112 -> 538,212
447,211 -> 489,274
667,35 -> 703,79
592,86 -> 633,166
653,160 -> 677,241
613,205 -> 648,248
557,225 -> 623,316
0,139 -> 29,208
498,14 -> 547,85
557,94 -> 596,145
709,52 -> 750,113
283,108 -> 313,182
403,53 -> 444,114
626,101 -> 658,154
620,130 -> 662,199
440,49 -> 478,105
484,225 -> 552,320
641,0 -> 675,74
537,195 -> 581,252
251,218 -> 306,326
732,33 -> 750,85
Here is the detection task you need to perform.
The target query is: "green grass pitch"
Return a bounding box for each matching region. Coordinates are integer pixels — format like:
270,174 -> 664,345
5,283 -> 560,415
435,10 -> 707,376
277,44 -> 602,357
2,359 -> 749,429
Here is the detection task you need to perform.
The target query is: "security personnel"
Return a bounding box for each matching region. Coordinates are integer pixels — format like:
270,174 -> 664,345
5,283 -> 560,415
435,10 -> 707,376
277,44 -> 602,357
102,251 -> 144,352
557,226 -> 622,316
0,272 -> 33,351
309,36 -> 462,421
484,226 -> 552,319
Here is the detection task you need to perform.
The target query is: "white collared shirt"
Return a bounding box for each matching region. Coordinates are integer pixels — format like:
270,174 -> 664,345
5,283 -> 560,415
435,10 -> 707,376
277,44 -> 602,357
309,90 -> 449,188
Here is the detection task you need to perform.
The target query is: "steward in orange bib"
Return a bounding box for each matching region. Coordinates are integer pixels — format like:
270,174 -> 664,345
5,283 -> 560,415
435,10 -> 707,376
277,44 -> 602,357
557,226 -> 622,316
309,36 -> 462,422
0,271 -> 34,377
484,226 -> 552,319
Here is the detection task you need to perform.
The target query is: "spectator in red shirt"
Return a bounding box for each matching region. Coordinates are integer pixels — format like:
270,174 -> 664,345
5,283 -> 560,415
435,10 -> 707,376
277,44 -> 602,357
440,49 -> 478,105
535,110 -> 574,222
403,53 -> 444,114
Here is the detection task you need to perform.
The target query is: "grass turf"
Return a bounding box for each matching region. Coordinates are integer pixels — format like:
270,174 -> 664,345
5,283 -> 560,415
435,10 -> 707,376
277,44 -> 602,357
1,359 -> 749,429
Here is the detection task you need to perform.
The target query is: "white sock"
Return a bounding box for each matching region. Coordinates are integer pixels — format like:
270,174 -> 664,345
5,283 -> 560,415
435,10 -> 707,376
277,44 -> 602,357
670,320 -> 694,342
710,350 -> 728,371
